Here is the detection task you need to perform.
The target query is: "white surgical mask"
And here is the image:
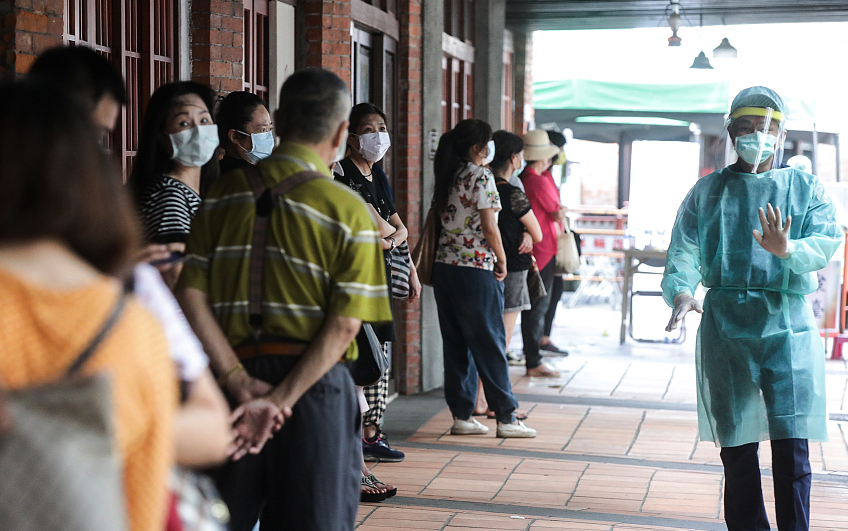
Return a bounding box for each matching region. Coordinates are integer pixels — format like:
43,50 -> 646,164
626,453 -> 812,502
481,140 -> 496,166
170,124 -> 219,167
237,130 -> 275,164
332,130 -> 349,164
356,131 -> 391,162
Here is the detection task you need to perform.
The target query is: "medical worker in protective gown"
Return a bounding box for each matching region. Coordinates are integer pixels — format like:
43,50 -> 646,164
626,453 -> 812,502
663,86 -> 842,531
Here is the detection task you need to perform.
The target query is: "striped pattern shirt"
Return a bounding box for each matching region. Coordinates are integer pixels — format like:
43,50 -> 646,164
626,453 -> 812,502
139,176 -> 201,243
177,142 -> 392,360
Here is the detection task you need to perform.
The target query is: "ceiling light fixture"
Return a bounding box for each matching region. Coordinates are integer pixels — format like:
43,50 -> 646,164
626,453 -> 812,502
690,14 -> 713,69
713,37 -> 738,58
667,0 -> 682,46
713,18 -> 738,58
690,51 -> 714,69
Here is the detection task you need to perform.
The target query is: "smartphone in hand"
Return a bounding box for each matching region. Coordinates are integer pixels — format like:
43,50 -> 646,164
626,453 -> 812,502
149,251 -> 185,267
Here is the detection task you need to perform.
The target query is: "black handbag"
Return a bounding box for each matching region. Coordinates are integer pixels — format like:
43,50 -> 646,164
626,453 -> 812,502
348,324 -> 389,387
526,266 -> 548,300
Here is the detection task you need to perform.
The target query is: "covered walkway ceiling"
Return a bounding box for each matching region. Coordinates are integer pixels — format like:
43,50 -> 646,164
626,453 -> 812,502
505,1 -> 848,32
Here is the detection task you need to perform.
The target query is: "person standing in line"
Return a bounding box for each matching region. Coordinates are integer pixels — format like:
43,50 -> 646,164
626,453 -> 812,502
539,130 -> 571,356
334,102 -> 417,499
430,119 -> 536,439
0,81 -> 177,531
216,91 -> 274,175
176,68 -> 393,531
129,81 -> 220,289
518,129 -> 564,378
664,86 -> 841,531
27,45 -> 234,469
472,130 -> 543,418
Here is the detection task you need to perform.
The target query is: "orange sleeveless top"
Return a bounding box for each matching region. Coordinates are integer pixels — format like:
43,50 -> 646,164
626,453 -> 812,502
0,267 -> 177,531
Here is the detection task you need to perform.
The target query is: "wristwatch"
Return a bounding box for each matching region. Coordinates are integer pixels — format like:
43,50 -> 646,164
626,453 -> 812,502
386,237 -> 396,250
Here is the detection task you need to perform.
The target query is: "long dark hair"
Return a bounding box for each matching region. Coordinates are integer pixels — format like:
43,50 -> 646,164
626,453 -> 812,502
129,81 -> 219,203
490,130 -> 523,173
432,119 -> 492,210
0,81 -> 139,275
216,91 -> 266,150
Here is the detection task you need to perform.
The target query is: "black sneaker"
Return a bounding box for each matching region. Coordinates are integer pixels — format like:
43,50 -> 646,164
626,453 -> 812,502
539,342 -> 569,356
363,435 -> 405,463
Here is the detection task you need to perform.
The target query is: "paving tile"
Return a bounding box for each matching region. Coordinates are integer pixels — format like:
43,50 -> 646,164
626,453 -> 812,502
385,317 -> 848,531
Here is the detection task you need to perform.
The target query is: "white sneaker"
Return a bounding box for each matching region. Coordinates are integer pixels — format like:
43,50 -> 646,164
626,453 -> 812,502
450,417 -> 489,435
496,420 -> 537,438
506,350 -> 525,366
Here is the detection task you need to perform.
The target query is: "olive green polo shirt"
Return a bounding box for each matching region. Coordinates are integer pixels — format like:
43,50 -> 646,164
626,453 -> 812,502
178,141 -> 392,359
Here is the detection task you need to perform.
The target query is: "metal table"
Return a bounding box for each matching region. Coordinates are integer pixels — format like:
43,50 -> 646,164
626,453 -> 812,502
619,248 -> 668,344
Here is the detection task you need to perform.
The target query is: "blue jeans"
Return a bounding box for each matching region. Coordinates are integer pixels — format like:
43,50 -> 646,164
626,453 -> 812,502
720,438 -> 811,531
432,262 -> 518,424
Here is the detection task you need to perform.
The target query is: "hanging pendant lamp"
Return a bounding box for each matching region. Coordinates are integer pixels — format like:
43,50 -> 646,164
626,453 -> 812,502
690,51 -> 714,69
690,14 -> 713,69
713,37 -> 738,58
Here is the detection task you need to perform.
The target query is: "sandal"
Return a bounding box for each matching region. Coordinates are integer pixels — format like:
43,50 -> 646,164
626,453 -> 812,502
366,474 -> 397,498
487,411 -> 528,421
360,475 -> 388,503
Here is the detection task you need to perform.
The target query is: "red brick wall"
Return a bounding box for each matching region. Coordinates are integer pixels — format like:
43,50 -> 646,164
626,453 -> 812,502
393,0 -> 423,394
191,0 -> 244,93
0,0 -> 63,78
302,0 -> 351,87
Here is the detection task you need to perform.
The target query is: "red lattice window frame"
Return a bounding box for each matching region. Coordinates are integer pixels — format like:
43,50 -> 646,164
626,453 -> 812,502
65,0 -> 179,177
244,0 -> 269,104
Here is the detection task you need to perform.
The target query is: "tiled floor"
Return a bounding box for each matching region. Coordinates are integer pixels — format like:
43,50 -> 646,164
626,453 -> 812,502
358,303 -> 848,530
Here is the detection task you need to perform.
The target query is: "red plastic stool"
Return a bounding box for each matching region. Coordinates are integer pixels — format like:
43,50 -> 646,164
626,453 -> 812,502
832,334 -> 848,360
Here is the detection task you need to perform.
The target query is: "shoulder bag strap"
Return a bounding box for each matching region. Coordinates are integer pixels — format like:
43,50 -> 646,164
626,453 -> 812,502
243,164 -> 324,336
66,290 -> 128,376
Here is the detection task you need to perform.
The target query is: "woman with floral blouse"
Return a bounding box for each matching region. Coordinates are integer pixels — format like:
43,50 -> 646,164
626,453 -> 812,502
430,119 -> 536,439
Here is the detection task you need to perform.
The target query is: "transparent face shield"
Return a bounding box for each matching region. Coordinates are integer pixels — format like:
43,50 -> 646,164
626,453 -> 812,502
727,106 -> 786,172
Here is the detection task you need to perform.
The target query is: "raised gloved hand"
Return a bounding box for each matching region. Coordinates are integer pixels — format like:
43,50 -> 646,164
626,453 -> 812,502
665,292 -> 703,332
753,203 -> 792,258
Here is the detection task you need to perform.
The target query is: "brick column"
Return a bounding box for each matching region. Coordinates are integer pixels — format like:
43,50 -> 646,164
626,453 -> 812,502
302,0 -> 351,87
394,0 -> 423,394
0,0 -> 63,78
190,0 -> 244,94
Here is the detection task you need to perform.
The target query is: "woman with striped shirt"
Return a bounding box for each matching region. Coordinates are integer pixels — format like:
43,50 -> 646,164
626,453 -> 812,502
129,81 -> 219,288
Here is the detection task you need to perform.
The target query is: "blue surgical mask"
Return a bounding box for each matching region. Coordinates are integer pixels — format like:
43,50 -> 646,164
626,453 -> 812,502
170,124 -> 219,167
735,131 -> 777,166
514,156 -> 526,177
481,140 -> 496,166
237,130 -> 275,163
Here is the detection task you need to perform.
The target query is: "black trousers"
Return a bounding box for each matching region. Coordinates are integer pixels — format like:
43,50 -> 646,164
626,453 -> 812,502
543,273 -> 564,337
521,258 -> 555,369
720,438 -> 811,531
213,358 -> 361,531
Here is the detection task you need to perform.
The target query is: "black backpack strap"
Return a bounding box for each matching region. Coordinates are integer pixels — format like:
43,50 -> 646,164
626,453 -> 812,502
243,164 -> 324,338
66,290 -> 128,376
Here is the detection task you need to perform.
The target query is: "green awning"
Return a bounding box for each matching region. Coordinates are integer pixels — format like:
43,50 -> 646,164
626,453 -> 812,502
534,79 -> 731,114
575,116 -> 691,127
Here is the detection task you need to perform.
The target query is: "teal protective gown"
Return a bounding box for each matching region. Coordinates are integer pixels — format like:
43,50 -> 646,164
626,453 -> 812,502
662,166 -> 842,447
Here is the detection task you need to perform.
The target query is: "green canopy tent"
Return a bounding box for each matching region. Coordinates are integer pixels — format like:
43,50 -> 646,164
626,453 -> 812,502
533,79 -> 839,198
534,79 -> 732,142
534,78 -> 826,141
